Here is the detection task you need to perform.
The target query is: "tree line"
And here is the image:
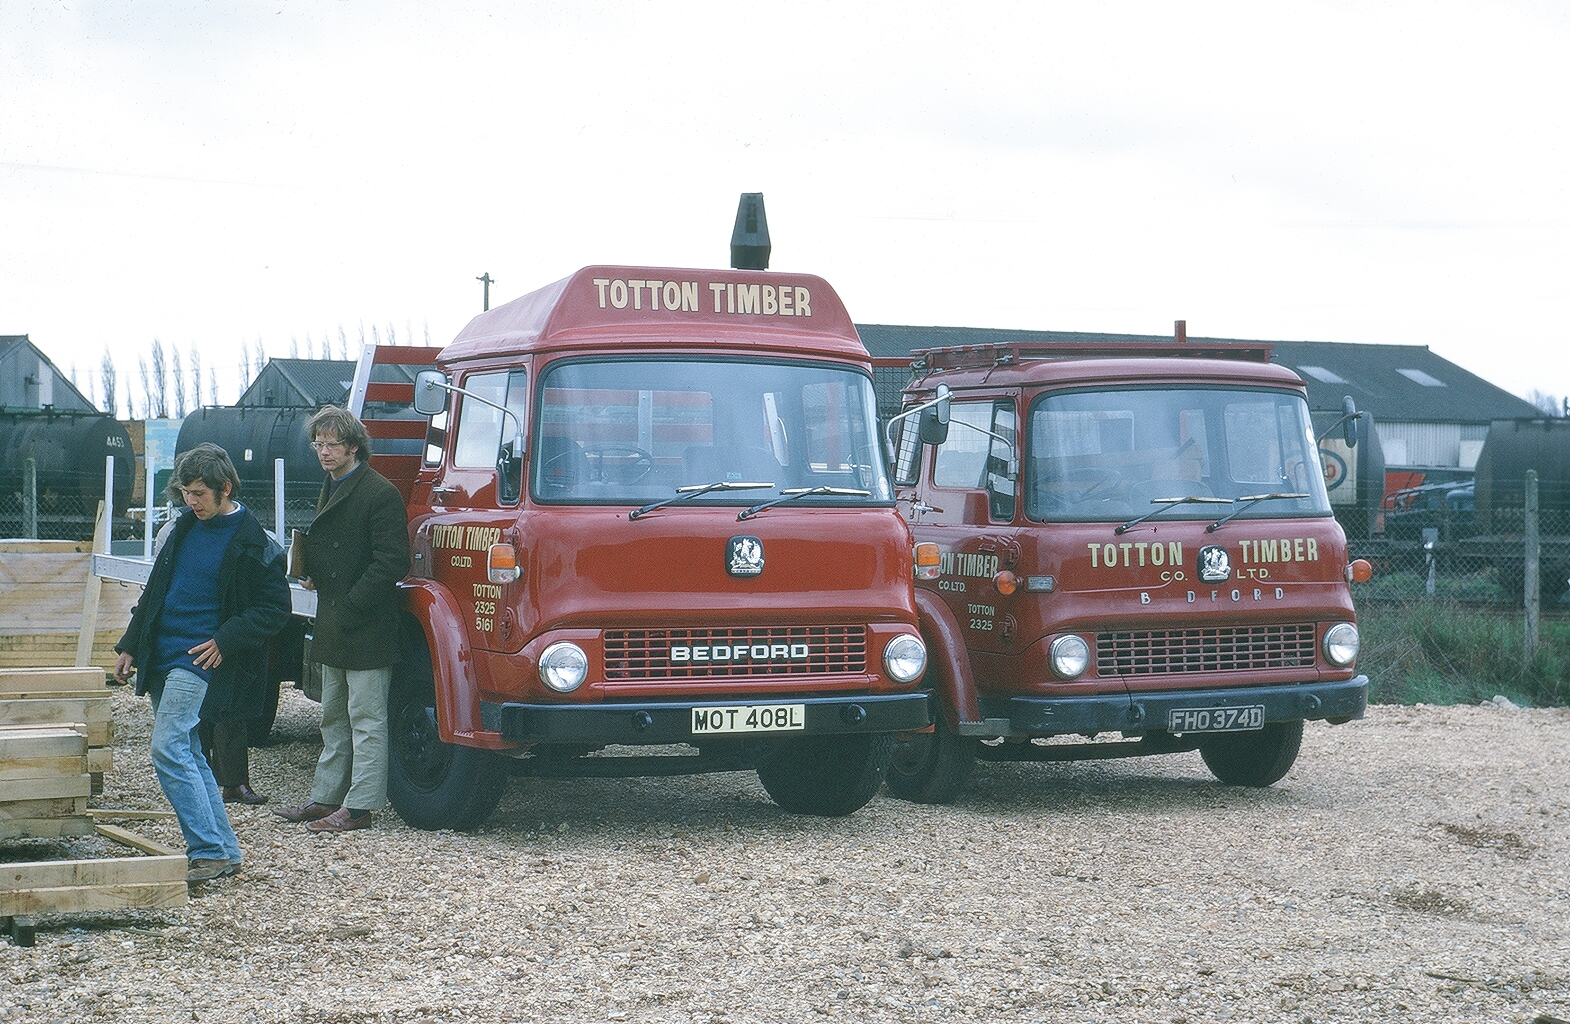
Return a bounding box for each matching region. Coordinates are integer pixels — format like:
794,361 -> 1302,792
75,320 -> 429,419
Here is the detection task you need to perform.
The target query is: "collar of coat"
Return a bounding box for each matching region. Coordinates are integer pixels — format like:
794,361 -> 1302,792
317,460 -> 368,517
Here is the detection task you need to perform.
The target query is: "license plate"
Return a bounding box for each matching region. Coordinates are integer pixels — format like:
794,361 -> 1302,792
1169,705 -> 1265,734
691,704 -> 806,735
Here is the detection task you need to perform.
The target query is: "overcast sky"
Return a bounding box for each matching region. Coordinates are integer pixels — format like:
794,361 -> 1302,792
3,0 -> 1566,413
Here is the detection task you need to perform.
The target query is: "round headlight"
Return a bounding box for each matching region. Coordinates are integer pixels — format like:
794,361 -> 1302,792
539,641 -> 589,692
1323,622 -> 1360,667
1049,634 -> 1090,679
883,633 -> 928,684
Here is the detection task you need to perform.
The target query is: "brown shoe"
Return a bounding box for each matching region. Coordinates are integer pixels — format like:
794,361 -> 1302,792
187,858 -> 230,884
306,808 -> 373,833
223,785 -> 269,805
273,801 -> 339,823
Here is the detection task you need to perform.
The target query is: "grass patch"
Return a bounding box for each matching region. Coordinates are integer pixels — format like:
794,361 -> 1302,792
1357,602 -> 1570,707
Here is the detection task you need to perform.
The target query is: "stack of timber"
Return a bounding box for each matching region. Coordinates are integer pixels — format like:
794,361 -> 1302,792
0,540 -> 138,671
0,668 -> 115,791
2,667 -> 186,946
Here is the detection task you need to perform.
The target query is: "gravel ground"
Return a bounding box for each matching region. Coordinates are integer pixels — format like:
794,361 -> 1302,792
2,685 -> 1568,1024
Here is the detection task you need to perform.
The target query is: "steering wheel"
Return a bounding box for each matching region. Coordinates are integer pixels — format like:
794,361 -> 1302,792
580,444 -> 654,484
1057,467 -> 1123,501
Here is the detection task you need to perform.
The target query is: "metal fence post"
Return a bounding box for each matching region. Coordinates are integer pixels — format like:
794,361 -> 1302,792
1525,469 -> 1539,654
22,456 -> 37,539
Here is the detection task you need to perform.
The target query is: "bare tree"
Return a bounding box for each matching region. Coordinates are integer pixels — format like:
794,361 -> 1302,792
386,321 -> 397,346
100,348 -> 118,417
208,368 -> 219,407
150,340 -> 168,417
188,348 -> 202,411
240,338 -> 253,392
423,320 -> 431,346
137,353 -> 152,419
253,338 -> 267,379
170,343 -> 187,417
1528,389 -> 1565,417
371,324 -> 382,346
338,325 -> 349,359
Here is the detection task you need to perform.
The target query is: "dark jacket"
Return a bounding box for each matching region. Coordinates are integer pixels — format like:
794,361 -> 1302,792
116,506 -> 292,723
301,461 -> 410,670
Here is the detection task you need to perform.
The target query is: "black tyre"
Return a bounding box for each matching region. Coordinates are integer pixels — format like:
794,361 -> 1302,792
1199,719 -> 1304,787
885,716 -> 976,804
755,734 -> 894,817
386,629 -> 506,831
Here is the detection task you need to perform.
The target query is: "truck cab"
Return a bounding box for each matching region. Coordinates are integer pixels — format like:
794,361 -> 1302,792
372,266 -> 931,829
884,341 -> 1369,802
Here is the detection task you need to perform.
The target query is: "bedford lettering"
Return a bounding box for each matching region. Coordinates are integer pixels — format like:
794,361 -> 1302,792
670,643 -> 810,663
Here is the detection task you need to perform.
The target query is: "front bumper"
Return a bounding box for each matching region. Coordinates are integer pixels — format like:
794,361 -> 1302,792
963,676 -> 1368,738
482,692 -> 932,746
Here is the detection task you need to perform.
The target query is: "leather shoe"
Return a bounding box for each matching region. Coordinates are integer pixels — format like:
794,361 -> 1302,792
223,785 -> 269,805
273,801 -> 339,823
187,858 -> 229,884
306,807 -> 373,833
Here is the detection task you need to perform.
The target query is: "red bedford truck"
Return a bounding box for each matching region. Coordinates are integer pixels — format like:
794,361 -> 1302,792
881,341 -> 1370,802
358,266 -> 931,830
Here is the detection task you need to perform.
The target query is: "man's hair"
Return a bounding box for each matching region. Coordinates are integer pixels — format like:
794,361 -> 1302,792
169,442 -> 242,501
306,405 -> 372,460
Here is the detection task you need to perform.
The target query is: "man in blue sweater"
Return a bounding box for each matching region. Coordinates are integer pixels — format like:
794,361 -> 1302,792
115,444 -> 292,884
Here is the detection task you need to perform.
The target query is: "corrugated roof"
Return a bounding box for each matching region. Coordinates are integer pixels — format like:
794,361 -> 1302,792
238,358 -> 415,408
856,325 -> 1542,424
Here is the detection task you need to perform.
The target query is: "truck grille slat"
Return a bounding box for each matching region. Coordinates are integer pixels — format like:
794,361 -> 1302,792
604,626 -> 868,679
1096,624 -> 1317,676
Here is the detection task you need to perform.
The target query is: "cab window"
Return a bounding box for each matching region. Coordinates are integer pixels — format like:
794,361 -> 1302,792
930,400 -> 1016,521
452,370 -> 529,493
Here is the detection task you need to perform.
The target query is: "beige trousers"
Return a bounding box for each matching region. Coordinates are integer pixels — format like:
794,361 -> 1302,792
311,665 -> 392,812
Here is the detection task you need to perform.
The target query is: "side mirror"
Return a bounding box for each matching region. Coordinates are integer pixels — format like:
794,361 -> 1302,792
1341,395 -> 1359,448
919,384 -> 952,444
413,370 -> 450,416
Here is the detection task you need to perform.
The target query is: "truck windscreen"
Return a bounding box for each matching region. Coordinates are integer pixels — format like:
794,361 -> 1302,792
532,358 -> 892,506
1025,387 -> 1333,523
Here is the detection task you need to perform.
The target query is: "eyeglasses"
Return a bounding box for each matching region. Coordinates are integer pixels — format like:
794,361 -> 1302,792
310,440 -> 347,452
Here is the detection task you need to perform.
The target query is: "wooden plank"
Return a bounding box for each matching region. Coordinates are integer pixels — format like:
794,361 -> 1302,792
86,808 -> 175,821
0,776 -> 91,802
76,502 -> 107,667
0,796 -> 87,820
0,541 -> 93,555
0,667 -> 109,691
0,854 -> 187,891
0,726 -> 88,759
0,817 -> 93,841
86,747 -> 113,773
0,696 -> 112,727
93,823 -> 180,857
0,880 -> 188,917
0,634 -> 122,672
0,756 -> 88,783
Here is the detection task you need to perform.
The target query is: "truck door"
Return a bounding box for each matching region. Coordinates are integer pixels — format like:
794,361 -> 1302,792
908,397 -> 1023,653
426,368 -> 528,654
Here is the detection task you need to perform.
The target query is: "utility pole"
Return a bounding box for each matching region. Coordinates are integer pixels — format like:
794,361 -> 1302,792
477,272 -> 494,312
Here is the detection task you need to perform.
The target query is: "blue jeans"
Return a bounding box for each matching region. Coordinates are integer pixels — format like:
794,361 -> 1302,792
150,668 -> 242,864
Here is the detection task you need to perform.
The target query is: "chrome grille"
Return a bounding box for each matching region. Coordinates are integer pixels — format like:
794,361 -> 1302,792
1096,624 -> 1317,676
604,625 -> 868,679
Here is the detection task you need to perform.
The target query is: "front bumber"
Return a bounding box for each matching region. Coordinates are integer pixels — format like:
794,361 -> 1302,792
965,676 -> 1368,737
483,693 -> 931,745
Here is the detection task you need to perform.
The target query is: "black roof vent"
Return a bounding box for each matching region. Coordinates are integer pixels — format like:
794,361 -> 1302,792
730,192 -> 771,270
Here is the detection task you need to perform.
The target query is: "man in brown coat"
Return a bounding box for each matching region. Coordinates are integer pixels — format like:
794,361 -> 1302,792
275,407 -> 410,832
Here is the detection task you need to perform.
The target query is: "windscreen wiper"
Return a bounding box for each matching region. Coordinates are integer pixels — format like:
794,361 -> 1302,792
1206,492 -> 1310,533
629,480 -> 774,521
738,486 -> 871,522
1115,495 -> 1232,535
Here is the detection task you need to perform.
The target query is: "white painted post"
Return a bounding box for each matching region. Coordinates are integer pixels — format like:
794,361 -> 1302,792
143,454 -> 156,560
102,456 -> 115,555
1525,470 -> 1539,654
274,458 -> 286,543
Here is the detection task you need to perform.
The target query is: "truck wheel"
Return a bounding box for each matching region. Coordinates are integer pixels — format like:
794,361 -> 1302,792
386,639 -> 506,832
1199,720 -> 1304,787
885,719 -> 975,804
755,734 -> 894,817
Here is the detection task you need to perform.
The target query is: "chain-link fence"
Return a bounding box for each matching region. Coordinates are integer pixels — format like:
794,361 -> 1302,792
1349,507 -> 1570,608
0,491 -> 143,542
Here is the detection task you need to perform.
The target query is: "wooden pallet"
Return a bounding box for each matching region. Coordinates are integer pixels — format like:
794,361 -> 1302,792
0,668 -> 115,792
0,725 -> 93,841
1,821 -> 186,947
